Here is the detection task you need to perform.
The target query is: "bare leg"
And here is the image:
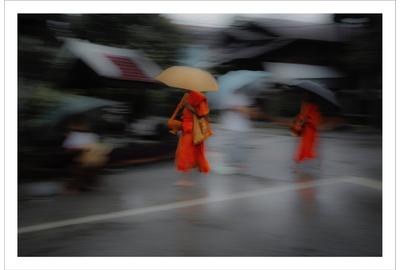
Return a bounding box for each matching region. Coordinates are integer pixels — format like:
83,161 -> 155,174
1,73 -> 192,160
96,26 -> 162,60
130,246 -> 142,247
174,171 -> 195,187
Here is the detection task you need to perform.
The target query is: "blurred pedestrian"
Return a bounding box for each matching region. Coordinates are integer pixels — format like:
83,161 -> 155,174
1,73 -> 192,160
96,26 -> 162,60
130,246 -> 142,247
291,93 -> 322,163
168,90 -> 212,186
62,116 -> 111,193
217,90 -> 253,174
157,66 -> 218,186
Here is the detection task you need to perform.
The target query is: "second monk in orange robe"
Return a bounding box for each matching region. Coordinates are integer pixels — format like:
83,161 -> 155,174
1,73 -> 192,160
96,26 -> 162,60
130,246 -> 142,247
294,101 -> 321,163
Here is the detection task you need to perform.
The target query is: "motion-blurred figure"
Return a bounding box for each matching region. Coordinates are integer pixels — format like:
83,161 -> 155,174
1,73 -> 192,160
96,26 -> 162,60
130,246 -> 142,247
62,116 -> 111,193
217,89 -> 271,174
157,66 -> 218,187
291,93 -> 322,163
270,81 -> 339,165
217,90 -> 253,174
169,91 -> 212,186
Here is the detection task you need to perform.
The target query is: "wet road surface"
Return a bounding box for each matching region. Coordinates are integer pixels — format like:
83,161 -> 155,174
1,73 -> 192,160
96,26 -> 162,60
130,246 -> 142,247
18,128 -> 382,256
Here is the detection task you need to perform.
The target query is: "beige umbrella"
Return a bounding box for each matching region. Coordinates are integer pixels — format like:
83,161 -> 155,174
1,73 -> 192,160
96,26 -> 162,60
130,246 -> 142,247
155,66 -> 219,92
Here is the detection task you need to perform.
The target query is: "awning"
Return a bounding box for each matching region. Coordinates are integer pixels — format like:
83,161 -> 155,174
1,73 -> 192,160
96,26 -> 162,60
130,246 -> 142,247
62,38 -> 161,82
105,55 -> 150,82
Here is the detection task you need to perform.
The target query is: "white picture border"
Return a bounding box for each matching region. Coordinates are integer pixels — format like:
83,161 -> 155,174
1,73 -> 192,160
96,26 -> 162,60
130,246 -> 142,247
4,1 -> 396,270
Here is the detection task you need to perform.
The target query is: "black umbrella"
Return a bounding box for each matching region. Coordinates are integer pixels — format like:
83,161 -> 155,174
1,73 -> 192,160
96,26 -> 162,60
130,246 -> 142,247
290,80 -> 340,107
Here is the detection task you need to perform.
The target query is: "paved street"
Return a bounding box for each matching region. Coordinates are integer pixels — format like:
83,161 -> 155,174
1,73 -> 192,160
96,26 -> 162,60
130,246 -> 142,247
18,128 -> 382,256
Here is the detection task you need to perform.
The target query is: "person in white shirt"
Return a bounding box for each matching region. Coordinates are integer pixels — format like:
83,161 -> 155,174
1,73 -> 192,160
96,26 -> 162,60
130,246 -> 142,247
218,91 -> 254,174
63,131 -> 100,150
62,116 -> 107,193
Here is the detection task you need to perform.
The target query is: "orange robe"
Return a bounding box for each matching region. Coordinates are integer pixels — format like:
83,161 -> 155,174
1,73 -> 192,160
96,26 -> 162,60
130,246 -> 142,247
175,91 -> 210,173
295,102 -> 321,163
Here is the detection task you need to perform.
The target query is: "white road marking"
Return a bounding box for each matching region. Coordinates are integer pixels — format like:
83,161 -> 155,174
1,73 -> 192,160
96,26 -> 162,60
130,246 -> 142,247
18,177 -> 380,234
341,176 -> 382,190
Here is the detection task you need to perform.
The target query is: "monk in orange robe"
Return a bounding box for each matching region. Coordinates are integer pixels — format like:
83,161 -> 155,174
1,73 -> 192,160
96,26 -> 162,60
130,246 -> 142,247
174,91 -> 211,186
294,101 -> 321,163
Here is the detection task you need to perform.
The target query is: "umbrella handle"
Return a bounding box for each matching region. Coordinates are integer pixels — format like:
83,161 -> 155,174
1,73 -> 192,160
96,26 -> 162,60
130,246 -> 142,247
169,94 -> 188,121
168,94 -> 188,135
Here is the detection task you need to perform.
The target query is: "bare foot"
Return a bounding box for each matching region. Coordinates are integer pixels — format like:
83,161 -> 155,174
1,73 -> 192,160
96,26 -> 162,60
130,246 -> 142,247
174,179 -> 195,187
